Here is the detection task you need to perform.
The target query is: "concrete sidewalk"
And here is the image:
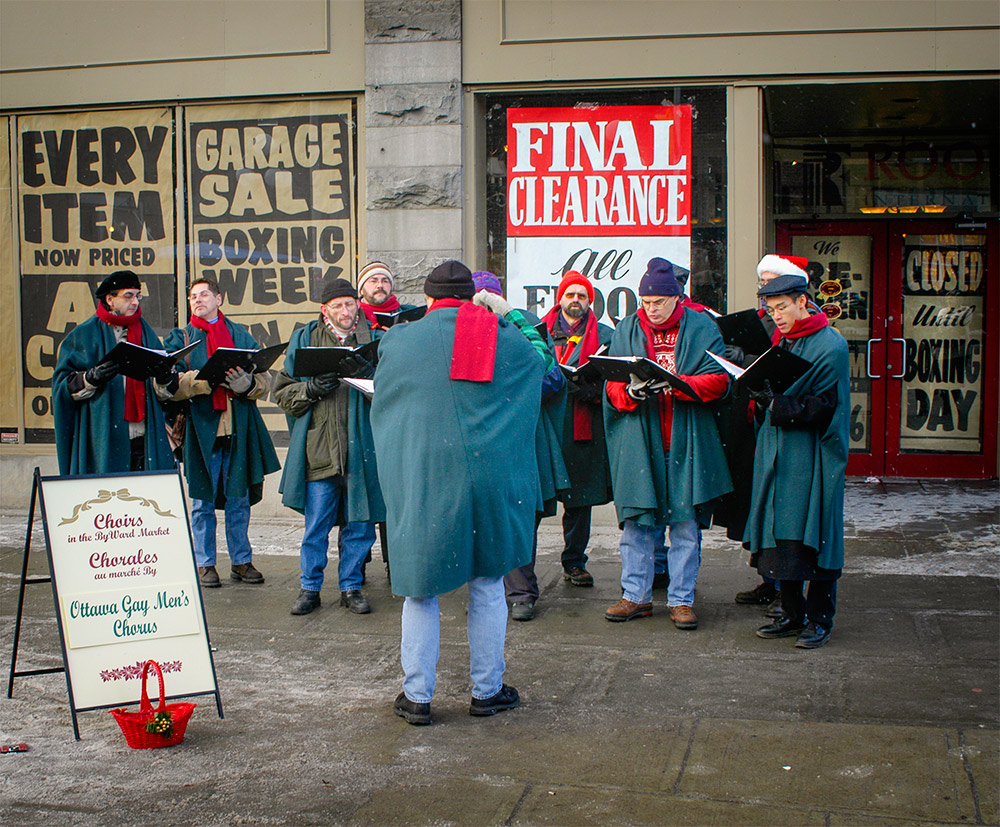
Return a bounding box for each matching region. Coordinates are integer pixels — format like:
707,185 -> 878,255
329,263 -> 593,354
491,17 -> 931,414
1,480 -> 997,825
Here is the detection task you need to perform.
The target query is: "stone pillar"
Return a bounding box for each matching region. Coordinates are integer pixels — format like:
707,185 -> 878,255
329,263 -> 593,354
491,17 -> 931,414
364,1 -> 463,300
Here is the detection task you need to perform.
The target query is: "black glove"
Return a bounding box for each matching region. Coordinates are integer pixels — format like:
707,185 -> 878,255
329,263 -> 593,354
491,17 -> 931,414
626,374 -> 650,402
340,354 -> 374,379
85,360 -> 120,386
723,344 -> 745,366
748,379 -> 774,408
572,379 -> 602,404
305,372 -> 340,400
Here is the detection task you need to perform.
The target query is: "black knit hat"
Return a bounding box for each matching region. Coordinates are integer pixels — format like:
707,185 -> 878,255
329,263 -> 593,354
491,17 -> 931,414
319,277 -> 357,303
424,260 -> 474,300
95,270 -> 141,298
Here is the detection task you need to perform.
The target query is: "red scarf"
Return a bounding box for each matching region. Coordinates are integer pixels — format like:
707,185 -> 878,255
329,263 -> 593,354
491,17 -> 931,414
636,302 -> 685,355
96,302 -> 146,422
428,298 -> 497,382
771,310 -> 829,345
681,296 -> 713,314
544,306 -> 601,440
360,295 -> 401,327
191,312 -> 236,410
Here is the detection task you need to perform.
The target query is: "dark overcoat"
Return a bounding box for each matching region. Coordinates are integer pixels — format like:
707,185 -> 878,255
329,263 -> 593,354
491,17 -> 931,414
370,306 -> 542,598
52,314 -> 173,475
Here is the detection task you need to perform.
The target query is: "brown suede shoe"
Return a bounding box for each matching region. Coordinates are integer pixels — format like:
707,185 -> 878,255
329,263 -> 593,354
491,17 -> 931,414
230,562 -> 264,584
668,604 -> 698,630
198,565 -> 221,588
605,598 -> 653,622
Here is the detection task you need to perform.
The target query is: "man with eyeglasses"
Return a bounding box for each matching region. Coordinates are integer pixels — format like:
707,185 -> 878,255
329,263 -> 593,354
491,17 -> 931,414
356,261 -> 421,331
602,258 -> 733,630
743,273 -> 849,649
53,270 -> 174,475
155,278 -> 280,589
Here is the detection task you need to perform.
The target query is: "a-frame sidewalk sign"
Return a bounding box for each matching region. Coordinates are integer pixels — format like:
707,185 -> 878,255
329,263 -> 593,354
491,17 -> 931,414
8,467 -> 223,740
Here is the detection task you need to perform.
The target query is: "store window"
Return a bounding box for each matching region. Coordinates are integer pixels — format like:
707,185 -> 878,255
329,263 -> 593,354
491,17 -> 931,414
482,87 -> 727,319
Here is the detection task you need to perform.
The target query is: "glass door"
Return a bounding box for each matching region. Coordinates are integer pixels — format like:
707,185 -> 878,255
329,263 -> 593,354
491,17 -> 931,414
885,223 -> 998,477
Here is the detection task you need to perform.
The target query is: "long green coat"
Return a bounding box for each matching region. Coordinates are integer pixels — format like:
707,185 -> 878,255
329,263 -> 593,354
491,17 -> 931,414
742,326 -> 850,570
518,309 -> 569,517
52,314 -> 173,475
603,309 -> 733,528
370,306 -> 543,598
277,320 -> 385,524
163,321 -> 279,506
554,314 -> 614,508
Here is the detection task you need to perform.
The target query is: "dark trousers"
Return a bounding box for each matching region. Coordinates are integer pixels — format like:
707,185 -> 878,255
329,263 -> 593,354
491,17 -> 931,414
560,505 -> 592,571
504,513 -> 543,603
129,437 -> 145,471
780,579 -> 837,628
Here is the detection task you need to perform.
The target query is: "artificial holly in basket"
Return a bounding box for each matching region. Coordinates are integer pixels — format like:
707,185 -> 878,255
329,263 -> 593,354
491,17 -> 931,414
146,711 -> 174,738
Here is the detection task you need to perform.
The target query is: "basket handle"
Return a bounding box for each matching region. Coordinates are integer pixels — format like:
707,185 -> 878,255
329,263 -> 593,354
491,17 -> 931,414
139,660 -> 168,715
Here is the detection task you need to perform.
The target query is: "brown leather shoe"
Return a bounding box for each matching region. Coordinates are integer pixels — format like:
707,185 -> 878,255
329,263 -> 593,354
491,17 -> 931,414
230,562 -> 264,584
605,598 -> 653,622
669,604 -> 698,630
198,566 -> 221,588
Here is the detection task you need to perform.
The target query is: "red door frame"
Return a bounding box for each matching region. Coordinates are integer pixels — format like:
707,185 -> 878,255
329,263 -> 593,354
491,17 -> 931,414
776,220 -> 888,477
777,218 -> 998,479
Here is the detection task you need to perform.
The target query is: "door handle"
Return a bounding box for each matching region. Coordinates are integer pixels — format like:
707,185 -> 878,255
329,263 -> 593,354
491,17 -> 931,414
866,338 -> 882,379
891,338 -> 906,379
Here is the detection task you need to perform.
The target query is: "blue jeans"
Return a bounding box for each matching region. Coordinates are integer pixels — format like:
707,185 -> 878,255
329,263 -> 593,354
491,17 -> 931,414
300,478 -> 376,592
619,518 -> 701,606
191,443 -> 251,568
400,576 -> 507,703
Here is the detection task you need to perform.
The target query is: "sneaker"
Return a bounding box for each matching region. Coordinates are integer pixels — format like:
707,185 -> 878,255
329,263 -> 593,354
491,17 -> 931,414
668,604 -> 699,630
290,589 -> 321,616
735,581 -> 778,605
469,684 -> 520,717
198,566 -> 221,588
562,566 -> 594,587
230,562 -> 264,584
393,692 -> 431,725
510,602 -> 535,621
765,596 -> 785,618
795,622 -> 832,649
340,590 -> 371,614
604,598 -> 653,622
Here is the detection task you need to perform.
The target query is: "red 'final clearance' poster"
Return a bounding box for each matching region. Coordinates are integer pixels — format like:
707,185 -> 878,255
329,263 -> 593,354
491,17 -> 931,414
506,105 -> 692,325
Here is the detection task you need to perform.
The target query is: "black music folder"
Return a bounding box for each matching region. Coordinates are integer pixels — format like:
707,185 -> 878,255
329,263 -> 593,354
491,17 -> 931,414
374,306 -> 427,328
291,341 -> 379,378
587,355 -> 700,401
714,309 -> 773,355
195,342 -> 288,386
101,340 -> 199,381
707,347 -> 812,394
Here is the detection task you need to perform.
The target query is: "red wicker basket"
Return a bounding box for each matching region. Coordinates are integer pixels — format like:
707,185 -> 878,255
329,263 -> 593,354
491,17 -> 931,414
110,660 -> 196,749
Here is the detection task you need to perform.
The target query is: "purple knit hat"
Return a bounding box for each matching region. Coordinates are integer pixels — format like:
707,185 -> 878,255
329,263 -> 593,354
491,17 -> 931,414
638,258 -> 683,297
471,271 -> 503,296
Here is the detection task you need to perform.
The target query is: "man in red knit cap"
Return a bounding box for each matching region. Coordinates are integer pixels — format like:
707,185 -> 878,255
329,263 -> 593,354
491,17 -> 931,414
543,270 -> 614,587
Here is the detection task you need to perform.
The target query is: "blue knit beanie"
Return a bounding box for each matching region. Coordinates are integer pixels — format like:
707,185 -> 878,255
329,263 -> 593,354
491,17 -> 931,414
638,258 -> 683,297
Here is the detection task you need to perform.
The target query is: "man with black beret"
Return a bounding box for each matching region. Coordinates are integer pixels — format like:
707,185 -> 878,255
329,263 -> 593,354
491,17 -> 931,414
274,276 -> 384,617
743,273 -> 849,649
603,258 -> 733,630
52,270 -> 174,475
371,260 -> 543,725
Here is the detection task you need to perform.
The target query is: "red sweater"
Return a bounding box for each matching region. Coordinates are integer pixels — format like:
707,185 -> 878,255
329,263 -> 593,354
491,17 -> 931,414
607,308 -> 728,447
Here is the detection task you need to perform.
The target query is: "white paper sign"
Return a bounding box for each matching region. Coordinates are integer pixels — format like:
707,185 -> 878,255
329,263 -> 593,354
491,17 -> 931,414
40,472 -> 218,710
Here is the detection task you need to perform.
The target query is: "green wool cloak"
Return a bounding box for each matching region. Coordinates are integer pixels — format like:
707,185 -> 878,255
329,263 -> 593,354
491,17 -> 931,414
52,314 -> 173,476
277,320 -> 385,524
603,308 -> 733,528
742,326 -> 850,571
556,316 -> 614,509
370,307 -> 543,598
519,309 -> 569,517
163,322 -> 280,506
